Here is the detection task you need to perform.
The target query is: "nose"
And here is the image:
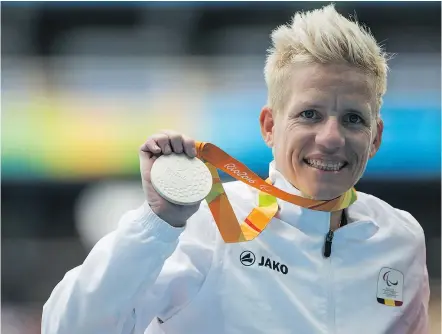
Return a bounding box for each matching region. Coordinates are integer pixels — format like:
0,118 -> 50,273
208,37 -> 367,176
315,117 -> 345,153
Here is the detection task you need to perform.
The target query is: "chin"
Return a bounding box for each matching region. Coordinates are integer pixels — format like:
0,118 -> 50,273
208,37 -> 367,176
302,186 -> 344,201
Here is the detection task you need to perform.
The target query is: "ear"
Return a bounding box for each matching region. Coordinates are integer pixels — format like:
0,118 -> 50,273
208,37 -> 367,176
259,106 -> 275,148
369,118 -> 384,159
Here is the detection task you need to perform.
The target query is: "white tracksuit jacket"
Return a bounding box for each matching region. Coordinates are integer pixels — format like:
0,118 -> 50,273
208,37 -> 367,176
42,162 -> 430,334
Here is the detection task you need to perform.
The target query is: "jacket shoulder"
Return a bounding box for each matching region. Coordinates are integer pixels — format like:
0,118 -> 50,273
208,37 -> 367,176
355,191 -> 425,242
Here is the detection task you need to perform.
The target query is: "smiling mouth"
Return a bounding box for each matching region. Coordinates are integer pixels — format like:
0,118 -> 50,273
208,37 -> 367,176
303,159 -> 348,172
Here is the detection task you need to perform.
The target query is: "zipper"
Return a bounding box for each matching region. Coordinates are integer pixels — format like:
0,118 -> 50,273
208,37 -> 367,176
323,230 -> 334,258
323,210 -> 345,333
325,255 -> 336,334
324,210 -> 347,258
323,229 -> 336,334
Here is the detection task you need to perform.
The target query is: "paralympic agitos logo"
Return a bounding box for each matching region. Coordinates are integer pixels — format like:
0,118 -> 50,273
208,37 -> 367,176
383,271 -> 399,287
240,251 -> 288,275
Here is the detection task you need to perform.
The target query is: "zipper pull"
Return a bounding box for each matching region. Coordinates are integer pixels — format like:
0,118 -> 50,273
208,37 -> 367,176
323,229 -> 334,258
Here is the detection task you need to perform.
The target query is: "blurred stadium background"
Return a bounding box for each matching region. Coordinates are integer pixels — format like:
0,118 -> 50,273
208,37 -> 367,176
1,1 -> 440,333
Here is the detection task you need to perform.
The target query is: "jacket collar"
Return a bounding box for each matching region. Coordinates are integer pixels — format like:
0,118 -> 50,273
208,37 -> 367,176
267,161 -> 379,240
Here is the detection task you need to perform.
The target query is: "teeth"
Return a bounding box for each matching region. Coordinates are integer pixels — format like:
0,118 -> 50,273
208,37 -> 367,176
306,159 -> 344,171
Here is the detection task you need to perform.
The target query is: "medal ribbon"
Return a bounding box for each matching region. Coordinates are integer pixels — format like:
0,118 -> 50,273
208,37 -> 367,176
195,141 -> 357,243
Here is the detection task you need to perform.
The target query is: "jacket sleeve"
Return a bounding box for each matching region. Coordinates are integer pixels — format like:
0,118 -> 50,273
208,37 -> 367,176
41,201 -> 217,334
395,209 -> 431,334
400,258 -> 431,334
407,250 -> 431,334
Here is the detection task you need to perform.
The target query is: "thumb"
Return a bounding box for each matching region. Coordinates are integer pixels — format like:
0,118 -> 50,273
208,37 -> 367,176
139,150 -> 158,183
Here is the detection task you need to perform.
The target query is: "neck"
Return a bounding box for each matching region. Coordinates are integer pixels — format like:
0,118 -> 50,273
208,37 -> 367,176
330,210 -> 344,231
270,162 -> 357,223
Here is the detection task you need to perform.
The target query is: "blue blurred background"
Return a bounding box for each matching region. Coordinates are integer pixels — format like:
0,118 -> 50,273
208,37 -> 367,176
1,1 -> 440,333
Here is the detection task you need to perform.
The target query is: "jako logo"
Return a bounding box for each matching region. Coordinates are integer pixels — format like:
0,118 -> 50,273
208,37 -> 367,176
240,251 -> 256,266
224,163 -> 256,184
240,250 -> 288,275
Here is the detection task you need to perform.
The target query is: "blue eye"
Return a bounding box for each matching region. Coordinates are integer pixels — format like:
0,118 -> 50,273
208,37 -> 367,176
300,110 -> 320,119
345,113 -> 363,124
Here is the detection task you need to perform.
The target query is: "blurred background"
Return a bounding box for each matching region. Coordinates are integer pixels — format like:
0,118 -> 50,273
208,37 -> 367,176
1,1 -> 440,333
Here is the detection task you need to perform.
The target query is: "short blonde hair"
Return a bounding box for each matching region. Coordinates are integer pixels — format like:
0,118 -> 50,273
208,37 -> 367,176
264,4 -> 391,118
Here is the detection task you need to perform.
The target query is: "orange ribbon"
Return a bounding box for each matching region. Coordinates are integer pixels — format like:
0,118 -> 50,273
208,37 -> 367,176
196,141 -> 357,243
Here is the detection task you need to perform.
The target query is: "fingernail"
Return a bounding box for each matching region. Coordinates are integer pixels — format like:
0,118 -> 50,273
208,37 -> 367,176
164,145 -> 171,153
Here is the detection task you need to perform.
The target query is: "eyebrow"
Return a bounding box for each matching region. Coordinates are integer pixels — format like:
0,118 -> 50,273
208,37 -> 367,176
287,104 -> 324,116
297,105 -> 368,114
288,105 -> 371,119
343,108 -> 370,118
299,103 -> 326,110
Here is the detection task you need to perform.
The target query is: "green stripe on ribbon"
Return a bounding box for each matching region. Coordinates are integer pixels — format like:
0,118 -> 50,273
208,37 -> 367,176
259,193 -> 278,207
205,183 -> 225,203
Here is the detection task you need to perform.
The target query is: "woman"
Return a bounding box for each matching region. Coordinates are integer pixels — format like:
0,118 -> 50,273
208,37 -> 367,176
42,4 -> 429,334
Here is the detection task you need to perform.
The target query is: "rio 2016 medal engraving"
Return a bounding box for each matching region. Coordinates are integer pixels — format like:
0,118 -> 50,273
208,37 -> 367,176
151,153 -> 213,205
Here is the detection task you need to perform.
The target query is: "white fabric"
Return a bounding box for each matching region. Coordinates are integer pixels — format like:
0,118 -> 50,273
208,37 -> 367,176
42,162 -> 430,334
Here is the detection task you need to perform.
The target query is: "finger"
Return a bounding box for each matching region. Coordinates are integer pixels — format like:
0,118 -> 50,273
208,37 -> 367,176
182,135 -> 197,158
153,134 -> 172,155
168,133 -> 184,154
159,130 -> 184,154
139,153 -> 158,183
140,138 -> 161,155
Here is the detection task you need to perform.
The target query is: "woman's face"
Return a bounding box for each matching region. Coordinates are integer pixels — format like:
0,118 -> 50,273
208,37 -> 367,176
260,63 -> 383,200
